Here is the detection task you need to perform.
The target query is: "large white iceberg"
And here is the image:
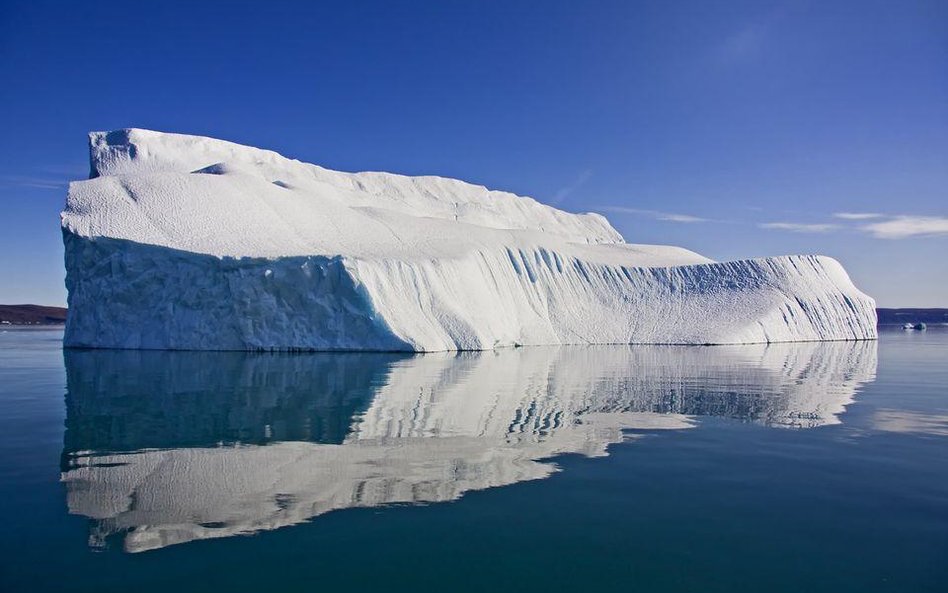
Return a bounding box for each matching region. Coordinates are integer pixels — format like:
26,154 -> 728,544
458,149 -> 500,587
62,129 -> 877,351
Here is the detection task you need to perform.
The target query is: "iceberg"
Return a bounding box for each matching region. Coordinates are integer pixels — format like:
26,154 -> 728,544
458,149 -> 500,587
61,129 -> 877,351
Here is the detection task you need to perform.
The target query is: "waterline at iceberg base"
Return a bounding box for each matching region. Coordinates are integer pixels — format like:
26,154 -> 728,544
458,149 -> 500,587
61,129 -> 877,351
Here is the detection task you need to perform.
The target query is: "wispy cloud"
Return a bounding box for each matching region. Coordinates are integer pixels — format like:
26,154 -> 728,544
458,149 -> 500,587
759,222 -> 840,233
599,206 -> 712,223
41,163 -> 88,177
659,213 -> 708,223
1,164 -> 87,190
861,216 -> 948,239
833,212 -> 884,220
0,175 -> 69,190
758,213 -> 948,239
718,22 -> 769,64
599,203 -> 946,241
550,169 -> 592,205
714,9 -> 785,66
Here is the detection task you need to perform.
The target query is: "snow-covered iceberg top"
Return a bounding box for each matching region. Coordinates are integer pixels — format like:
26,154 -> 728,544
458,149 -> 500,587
62,129 -> 876,351
66,129 -> 638,259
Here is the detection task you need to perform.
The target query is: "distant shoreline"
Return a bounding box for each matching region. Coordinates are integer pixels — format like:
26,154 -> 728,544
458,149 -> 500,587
0,305 -> 67,326
2,305 -> 945,328
876,308 -> 948,325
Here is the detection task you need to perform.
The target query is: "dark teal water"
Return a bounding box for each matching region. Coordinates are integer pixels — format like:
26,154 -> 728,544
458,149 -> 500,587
0,328 -> 945,592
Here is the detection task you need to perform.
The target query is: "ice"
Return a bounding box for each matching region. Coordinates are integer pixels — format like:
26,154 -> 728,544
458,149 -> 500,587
62,129 -> 877,350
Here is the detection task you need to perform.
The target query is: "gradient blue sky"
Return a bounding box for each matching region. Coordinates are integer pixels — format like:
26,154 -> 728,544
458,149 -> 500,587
1,0 -> 945,307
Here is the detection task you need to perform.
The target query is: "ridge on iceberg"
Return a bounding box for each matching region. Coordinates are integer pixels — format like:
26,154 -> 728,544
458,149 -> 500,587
61,129 -> 877,351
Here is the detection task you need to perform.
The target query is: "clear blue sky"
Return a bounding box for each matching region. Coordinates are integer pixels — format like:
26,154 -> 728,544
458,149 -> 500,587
1,0 -> 945,307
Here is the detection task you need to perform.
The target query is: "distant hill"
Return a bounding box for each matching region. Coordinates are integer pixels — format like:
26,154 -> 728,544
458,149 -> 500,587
876,308 -> 948,325
0,305 -> 67,325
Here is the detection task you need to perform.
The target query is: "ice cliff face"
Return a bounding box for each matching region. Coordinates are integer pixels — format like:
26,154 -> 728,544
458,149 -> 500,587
62,129 -> 877,350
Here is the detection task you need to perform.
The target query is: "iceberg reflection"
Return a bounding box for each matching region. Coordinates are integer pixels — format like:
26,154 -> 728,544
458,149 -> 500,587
61,342 -> 877,552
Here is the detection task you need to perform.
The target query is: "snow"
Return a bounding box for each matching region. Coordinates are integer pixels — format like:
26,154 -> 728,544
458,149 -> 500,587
62,129 -> 877,350
60,340 -> 878,552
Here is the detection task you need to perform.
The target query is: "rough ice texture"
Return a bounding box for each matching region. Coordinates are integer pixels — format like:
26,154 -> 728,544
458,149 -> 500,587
62,129 -> 877,351
61,341 -> 877,552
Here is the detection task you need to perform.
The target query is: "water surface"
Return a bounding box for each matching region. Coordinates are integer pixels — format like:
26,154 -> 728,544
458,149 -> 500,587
0,328 -> 945,591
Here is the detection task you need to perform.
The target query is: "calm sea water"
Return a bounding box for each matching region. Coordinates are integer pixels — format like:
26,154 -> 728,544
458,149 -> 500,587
0,327 -> 945,592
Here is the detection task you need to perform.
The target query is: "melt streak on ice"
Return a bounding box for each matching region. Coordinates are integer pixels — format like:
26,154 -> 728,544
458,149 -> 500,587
61,129 -> 877,351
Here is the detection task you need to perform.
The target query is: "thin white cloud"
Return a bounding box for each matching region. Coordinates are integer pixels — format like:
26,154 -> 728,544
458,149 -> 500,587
659,213 -> 707,223
0,163 -> 88,191
598,204 -> 947,240
550,169 -> 592,205
600,207 -> 711,223
39,163 -> 88,177
718,22 -> 769,63
861,216 -> 948,239
714,9 -> 785,66
0,175 -> 68,190
833,212 -> 884,220
759,222 -> 840,233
